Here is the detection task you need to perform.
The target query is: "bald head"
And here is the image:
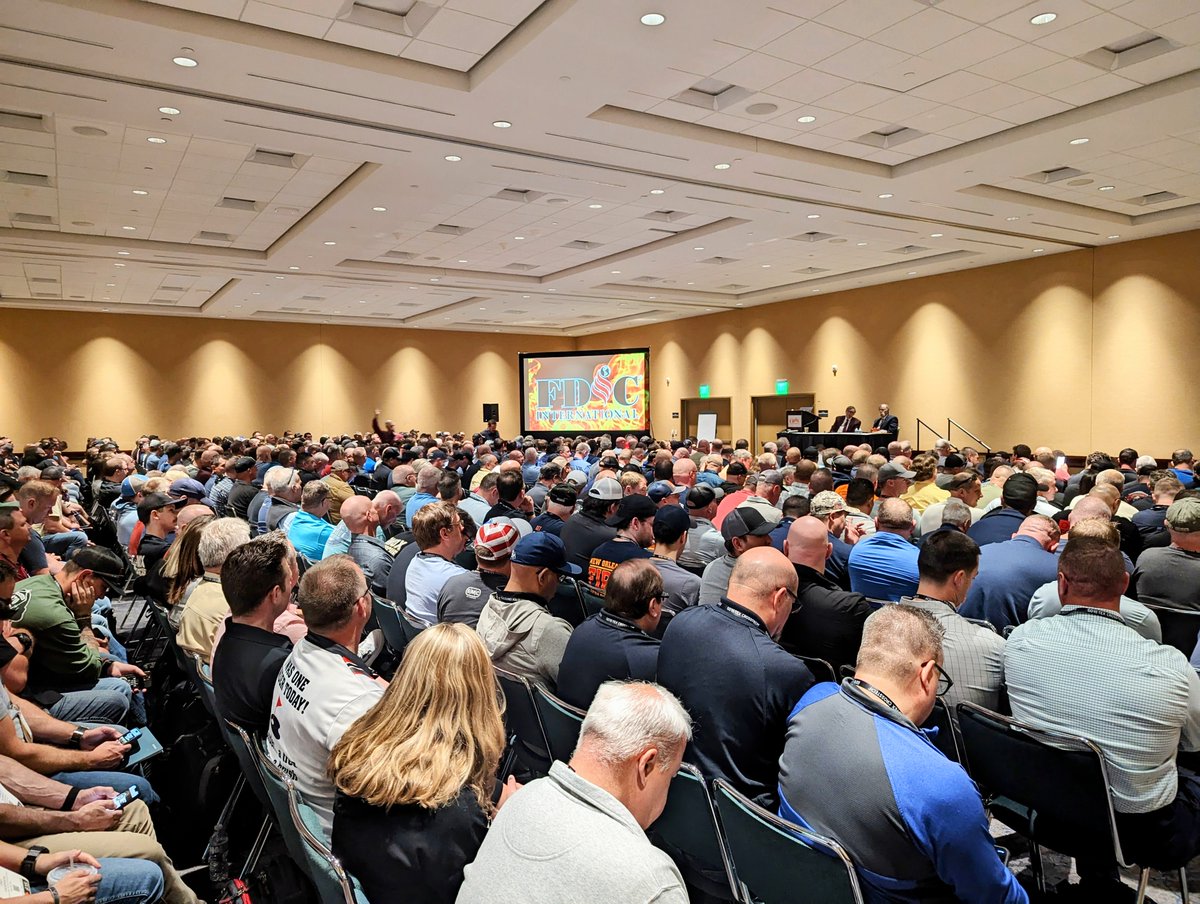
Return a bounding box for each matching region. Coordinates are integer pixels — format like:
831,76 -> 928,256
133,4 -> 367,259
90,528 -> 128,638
784,516 -> 833,572
727,546 -> 798,639
177,504 -> 212,532
1089,484 -> 1120,514
1015,514 -> 1060,550
340,495 -> 373,533
1071,496 -> 1114,526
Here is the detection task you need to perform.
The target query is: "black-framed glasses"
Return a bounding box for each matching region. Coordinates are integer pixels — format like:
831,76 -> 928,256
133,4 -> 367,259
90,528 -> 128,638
289,582 -> 300,604
927,661 -> 954,697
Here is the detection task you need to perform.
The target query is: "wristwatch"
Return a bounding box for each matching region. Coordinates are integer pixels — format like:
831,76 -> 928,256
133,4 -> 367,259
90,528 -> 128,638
19,845 -> 47,880
68,726 -> 85,749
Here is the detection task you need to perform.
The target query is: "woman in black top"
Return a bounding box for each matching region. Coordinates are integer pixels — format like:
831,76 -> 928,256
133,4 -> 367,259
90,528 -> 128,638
330,623 -> 517,904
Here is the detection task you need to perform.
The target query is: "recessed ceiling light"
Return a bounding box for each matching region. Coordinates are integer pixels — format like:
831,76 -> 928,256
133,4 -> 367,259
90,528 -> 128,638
714,163 -> 731,170
106,283 -> 115,287
323,241 -> 336,246
1029,12 -> 1057,25
146,137 -> 166,144
856,242 -> 867,246
102,308 -> 110,312
811,290 -> 820,294
1033,248 -> 1045,253
444,155 -> 462,162
878,193 -> 893,199
132,189 -> 148,196
640,13 -> 665,26
1098,185 -> 1115,191
687,281 -> 694,285
113,263 -> 125,267
649,188 -> 665,195
588,203 -> 603,209
1069,137 -> 1089,145
797,115 -> 816,123
807,214 -> 820,219
458,259 -> 468,263
693,246 -> 704,251
274,276 -> 284,280
907,271 -> 916,276
492,120 -> 512,129
158,106 -> 180,116
522,295 -> 531,298
372,206 -> 387,211
611,270 -> 621,274
761,264 -> 771,268
1005,216 -> 1020,221
430,277 -> 439,282
1107,234 -> 1120,239
648,295 -> 656,299
514,236 -> 525,241
930,233 -> 943,238
121,225 -> 136,231
172,55 -> 198,67
288,266 -> 300,270
252,292 -> 261,296
117,250 -> 130,255
547,288 -> 556,292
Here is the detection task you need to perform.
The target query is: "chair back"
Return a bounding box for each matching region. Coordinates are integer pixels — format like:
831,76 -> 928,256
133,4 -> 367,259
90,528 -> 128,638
287,784 -> 367,904
578,582 -> 606,619
956,702 -> 1127,868
371,596 -> 410,658
647,763 -> 739,901
246,731 -> 320,881
191,654 -> 218,720
794,655 -> 836,684
547,576 -> 587,626
921,699 -> 963,764
712,779 -> 864,904
531,684 -> 584,763
493,667 -> 551,777
963,617 -> 999,634
1143,603 -> 1200,656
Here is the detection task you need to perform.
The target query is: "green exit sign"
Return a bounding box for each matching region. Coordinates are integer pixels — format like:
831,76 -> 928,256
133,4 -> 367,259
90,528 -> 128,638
775,379 -> 789,395
698,384 -> 711,399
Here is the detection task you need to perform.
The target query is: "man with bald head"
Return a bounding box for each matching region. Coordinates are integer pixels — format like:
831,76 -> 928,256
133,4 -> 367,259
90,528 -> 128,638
658,546 -> 813,808
960,514 -> 1060,633
339,495 -> 393,597
782,516 -> 872,673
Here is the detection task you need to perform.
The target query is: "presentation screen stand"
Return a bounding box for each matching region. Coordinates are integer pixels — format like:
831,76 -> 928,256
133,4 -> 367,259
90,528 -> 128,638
697,412 -> 718,443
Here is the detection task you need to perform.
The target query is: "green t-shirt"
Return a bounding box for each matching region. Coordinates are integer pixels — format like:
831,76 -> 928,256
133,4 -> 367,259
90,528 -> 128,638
11,574 -> 101,692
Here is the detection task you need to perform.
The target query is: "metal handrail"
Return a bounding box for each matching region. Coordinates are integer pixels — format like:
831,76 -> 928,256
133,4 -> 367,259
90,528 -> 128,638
915,418 -> 944,452
947,418 -> 992,453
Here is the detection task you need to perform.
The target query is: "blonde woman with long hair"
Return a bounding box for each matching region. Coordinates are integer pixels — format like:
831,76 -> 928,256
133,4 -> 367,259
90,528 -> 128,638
329,623 -> 519,903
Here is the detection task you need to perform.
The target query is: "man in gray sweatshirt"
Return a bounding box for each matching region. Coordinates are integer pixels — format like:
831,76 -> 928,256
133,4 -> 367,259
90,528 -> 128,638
456,681 -> 691,904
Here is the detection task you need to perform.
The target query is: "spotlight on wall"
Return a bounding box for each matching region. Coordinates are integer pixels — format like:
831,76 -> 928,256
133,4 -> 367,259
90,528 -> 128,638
831,364 -> 839,375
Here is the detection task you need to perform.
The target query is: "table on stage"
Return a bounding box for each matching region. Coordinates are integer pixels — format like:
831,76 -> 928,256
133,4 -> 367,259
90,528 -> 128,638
777,430 -> 898,449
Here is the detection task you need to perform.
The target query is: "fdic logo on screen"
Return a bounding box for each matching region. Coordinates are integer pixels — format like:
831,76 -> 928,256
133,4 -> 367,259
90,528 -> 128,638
534,364 -> 641,408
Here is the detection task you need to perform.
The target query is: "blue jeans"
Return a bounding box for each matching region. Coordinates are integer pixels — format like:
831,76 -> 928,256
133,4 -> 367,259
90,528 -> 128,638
49,678 -> 133,725
52,770 -> 160,807
33,857 -> 164,904
42,530 -> 91,559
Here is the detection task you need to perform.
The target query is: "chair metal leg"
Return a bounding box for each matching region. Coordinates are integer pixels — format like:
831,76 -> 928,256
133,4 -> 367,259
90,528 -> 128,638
1134,866 -> 1149,904
1181,866 -> 1190,904
241,815 -> 272,878
1030,842 -> 1046,894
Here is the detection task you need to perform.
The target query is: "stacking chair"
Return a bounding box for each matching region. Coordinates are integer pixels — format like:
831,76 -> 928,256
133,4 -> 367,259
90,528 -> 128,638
577,582 -> 607,619
247,731 -> 319,885
1142,603 -> 1200,657
219,721 -> 275,877
794,655 -> 837,685
921,699 -> 963,764
190,654 -> 218,720
548,576 -> 588,626
648,763 -> 740,902
287,785 -> 367,904
963,617 -> 999,634
956,702 -> 1188,903
712,779 -> 865,904
530,684 -> 585,763
371,596 -> 409,658
493,667 -> 551,777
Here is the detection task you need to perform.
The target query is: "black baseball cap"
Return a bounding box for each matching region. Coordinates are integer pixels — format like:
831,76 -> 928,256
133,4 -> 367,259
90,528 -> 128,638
71,547 -> 126,592
605,493 -> 658,526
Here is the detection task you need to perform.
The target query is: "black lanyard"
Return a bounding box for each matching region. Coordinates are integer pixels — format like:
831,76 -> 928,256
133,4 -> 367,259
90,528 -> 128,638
847,678 -> 902,715
1060,606 -> 1126,625
911,593 -> 957,612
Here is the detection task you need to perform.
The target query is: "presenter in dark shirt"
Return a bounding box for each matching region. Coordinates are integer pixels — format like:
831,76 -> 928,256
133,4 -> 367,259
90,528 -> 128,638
330,623 -> 519,904
830,406 -> 861,434
872,403 -> 900,433
557,559 -> 663,709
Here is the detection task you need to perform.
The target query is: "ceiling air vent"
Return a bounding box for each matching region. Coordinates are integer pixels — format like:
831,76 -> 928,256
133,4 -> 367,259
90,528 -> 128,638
720,283 -> 749,290
382,250 -> 416,260
631,275 -> 662,283
562,240 -> 601,250
195,231 -> 234,242
702,256 -> 738,265
505,263 -> 537,271
1131,190 -> 1182,206
246,148 -> 298,168
642,210 -> 691,222
29,276 -> 58,284
890,245 -> 930,254
1080,32 -> 1180,71
217,197 -> 261,212
671,78 -> 752,112
492,188 -> 545,203
855,125 -> 924,149
795,267 -> 830,275
429,224 -> 470,235
0,110 -> 48,132
1023,166 -> 1085,184
790,232 -> 834,243
4,171 -> 51,187
300,295 -> 326,301
12,213 -> 55,225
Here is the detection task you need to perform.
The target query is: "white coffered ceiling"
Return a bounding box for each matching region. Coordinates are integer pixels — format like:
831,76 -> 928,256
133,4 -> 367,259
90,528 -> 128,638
0,0 -> 1197,336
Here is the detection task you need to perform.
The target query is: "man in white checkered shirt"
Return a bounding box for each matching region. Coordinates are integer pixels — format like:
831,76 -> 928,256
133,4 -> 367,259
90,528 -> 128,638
1005,536 -> 1200,902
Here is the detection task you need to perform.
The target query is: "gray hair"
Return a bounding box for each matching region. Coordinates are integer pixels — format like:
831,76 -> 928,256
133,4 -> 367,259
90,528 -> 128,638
941,499 -> 973,531
415,464 -> 441,494
1135,455 -> 1157,470
856,604 -> 944,684
198,517 -> 251,569
264,466 -> 300,496
577,681 -> 693,771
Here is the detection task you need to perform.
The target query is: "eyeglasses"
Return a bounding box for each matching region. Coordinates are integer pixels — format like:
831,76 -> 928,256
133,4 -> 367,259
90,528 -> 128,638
289,582 -> 299,603
924,661 -> 954,697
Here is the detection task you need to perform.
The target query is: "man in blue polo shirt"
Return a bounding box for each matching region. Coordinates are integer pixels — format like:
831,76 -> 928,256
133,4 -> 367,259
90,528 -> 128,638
968,472 -> 1038,548
556,559 -> 662,709
847,498 -> 919,601
657,545 -> 812,808
778,604 -> 1027,904
960,513 -> 1060,632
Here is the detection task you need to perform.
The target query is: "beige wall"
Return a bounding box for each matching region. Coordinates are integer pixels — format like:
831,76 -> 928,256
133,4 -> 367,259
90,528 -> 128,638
2,229 -> 1196,456
0,311 -> 570,447
580,229 -> 1200,460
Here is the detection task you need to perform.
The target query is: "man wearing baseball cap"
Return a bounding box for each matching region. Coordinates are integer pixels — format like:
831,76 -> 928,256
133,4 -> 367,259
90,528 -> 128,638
136,492 -> 186,577
560,477 -> 621,572
679,484 -> 724,571
438,519 -> 520,628
646,481 -> 683,508
110,475 -> 147,549
530,484 -> 575,538
648,505 -> 700,627
476,532 -> 580,692
587,495 -> 657,594
698,505 -> 778,605
1129,495 -> 1200,611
